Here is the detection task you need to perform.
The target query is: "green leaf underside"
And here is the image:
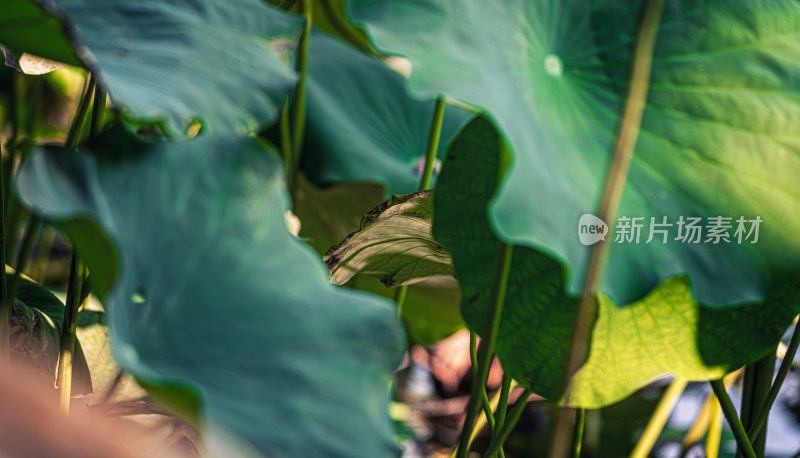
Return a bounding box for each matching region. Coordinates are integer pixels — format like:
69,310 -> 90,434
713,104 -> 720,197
3,48 -> 66,75
351,0 -> 800,307
324,190 -> 454,287
27,0 -> 302,137
8,272 -> 92,396
0,0 -> 81,67
302,30 -> 473,195
433,116 -> 800,407
15,128 -> 406,457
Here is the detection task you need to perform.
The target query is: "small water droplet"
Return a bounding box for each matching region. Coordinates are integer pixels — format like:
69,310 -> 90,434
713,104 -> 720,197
544,54 -> 563,77
131,291 -> 146,304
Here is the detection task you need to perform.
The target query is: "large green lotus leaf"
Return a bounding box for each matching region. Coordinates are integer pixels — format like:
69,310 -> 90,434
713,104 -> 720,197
433,116 -> 800,407
350,0 -> 800,307
14,128 -> 406,457
0,0 -> 81,67
324,190 -> 454,287
302,30 -> 472,195
28,0 -> 301,136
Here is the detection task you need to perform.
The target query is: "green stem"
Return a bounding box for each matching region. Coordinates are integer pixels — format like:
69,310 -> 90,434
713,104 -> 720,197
56,253 -> 84,412
571,408 -> 586,458
455,243 -> 513,458
418,97 -> 446,190
393,97 -> 446,310
483,388 -> 532,458
393,283 -> 407,318
710,379 -> 757,458
289,0 -> 312,175
469,331 -> 499,436
90,84 -> 107,139
7,215 -> 41,301
66,74 -> 96,149
495,374 -> 512,434
280,96 -> 294,196
0,141 -> 8,369
551,0 -> 664,455
738,351 -> 775,458
748,323 -> 800,442
630,378 -> 688,458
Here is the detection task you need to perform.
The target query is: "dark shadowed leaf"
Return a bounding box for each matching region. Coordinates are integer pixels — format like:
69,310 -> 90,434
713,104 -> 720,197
7,272 -> 92,396
15,128 -> 406,457
0,0 -> 80,67
324,190 -> 453,287
433,117 -> 800,407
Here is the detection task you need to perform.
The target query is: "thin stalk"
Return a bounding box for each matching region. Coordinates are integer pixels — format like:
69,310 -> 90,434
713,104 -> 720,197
394,97 -> 446,310
738,351 -> 775,458
289,0 -> 312,178
450,379 -> 520,458
495,374 -> 513,434
710,379 -> 756,458
748,321 -> 800,442
101,369 -> 125,404
455,243 -> 514,458
280,96 -> 295,196
66,74 -> 95,149
551,0 -> 664,455
0,141 -> 8,369
7,215 -> 42,301
90,85 -> 107,139
706,401 -> 723,458
55,72 -> 98,412
680,371 -> 740,457
393,284 -> 407,317
483,389 -> 533,458
418,97 -> 446,191
468,330 -> 504,458
630,378 -> 688,458
56,254 -> 84,412
571,408 -> 585,458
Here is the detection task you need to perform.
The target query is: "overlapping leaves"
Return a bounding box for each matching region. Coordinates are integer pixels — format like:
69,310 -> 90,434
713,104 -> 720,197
349,0 -> 800,307
1,0 -> 302,136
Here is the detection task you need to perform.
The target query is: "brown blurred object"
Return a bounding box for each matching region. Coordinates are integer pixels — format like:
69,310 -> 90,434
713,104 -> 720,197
403,329 -> 539,454
0,364 -> 198,458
